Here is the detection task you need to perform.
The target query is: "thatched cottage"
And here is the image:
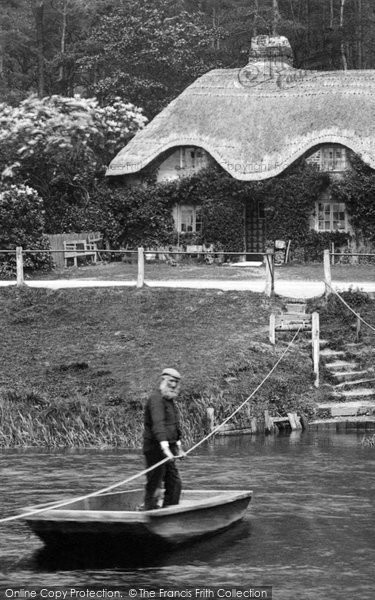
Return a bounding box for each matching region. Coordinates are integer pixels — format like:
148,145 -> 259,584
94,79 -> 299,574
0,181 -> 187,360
106,35 -> 375,255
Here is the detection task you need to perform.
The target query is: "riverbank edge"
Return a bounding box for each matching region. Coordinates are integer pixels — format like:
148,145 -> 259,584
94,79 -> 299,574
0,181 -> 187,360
3,286 -> 374,449
0,382 -> 320,449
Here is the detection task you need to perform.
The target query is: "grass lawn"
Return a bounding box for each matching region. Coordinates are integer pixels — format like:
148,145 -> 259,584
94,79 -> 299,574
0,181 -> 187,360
0,285 -> 323,447
28,259 -> 375,282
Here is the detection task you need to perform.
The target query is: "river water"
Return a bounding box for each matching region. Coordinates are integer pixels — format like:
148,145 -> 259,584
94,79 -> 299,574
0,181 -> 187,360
0,430 -> 374,599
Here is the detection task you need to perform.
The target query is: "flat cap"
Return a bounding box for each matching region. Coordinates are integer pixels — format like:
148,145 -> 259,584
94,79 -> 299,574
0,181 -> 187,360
161,368 -> 181,380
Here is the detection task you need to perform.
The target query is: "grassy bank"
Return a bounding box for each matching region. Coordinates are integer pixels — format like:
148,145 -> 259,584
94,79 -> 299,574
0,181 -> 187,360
28,259 -> 375,282
0,286 -> 331,448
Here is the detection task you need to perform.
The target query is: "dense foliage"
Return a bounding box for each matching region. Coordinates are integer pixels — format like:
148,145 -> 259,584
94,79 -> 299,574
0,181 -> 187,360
87,183 -> 176,248
160,168 -> 247,251
2,0 -> 375,264
254,162 -> 329,246
2,1 -> 375,116
110,163 -> 330,255
79,0 -> 221,118
331,155 -> 375,246
0,94 -> 146,233
0,183 -> 52,276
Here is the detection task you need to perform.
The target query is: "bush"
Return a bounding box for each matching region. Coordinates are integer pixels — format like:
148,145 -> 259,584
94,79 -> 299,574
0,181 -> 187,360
88,181 -> 176,248
296,230 -> 352,262
0,183 -> 53,276
0,95 -> 147,234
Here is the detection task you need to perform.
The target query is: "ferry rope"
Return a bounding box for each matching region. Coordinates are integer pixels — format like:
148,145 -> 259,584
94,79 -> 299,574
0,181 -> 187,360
0,326 -> 302,524
325,282 -> 375,333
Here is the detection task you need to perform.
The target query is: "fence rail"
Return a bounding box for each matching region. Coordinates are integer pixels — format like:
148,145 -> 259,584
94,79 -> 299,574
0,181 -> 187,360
0,246 -> 276,295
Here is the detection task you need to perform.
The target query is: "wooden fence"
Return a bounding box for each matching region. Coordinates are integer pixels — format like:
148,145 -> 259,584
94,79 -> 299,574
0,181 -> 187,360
8,246 -> 276,295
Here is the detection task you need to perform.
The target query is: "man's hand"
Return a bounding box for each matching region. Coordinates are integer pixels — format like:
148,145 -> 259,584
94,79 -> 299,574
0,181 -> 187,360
175,440 -> 186,459
160,441 -> 174,460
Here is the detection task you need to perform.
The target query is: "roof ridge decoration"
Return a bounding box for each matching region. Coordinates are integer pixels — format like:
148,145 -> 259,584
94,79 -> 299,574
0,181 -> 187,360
106,36 -> 375,181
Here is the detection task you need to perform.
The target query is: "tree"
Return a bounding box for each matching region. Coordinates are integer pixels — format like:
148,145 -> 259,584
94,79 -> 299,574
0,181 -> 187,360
0,94 -> 147,232
30,0 -> 45,97
78,0 -> 222,118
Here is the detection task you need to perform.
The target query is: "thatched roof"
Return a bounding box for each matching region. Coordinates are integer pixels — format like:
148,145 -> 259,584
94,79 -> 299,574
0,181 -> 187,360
106,37 -> 375,181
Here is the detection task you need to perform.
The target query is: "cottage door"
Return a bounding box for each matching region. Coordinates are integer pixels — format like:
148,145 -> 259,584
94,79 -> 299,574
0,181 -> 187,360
245,200 -> 266,260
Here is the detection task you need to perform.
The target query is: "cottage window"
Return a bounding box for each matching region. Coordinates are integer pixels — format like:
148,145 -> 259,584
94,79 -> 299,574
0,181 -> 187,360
178,205 -> 202,234
179,147 -> 206,171
180,208 -> 194,232
306,145 -> 348,172
316,201 -> 348,232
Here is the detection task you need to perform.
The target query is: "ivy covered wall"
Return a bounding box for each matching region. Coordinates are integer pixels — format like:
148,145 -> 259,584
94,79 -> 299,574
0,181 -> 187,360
331,155 -> 375,251
105,153 -> 375,261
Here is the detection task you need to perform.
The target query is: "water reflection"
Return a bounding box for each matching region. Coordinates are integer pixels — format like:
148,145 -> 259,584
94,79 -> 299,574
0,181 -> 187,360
32,521 -> 252,572
0,430 -> 374,599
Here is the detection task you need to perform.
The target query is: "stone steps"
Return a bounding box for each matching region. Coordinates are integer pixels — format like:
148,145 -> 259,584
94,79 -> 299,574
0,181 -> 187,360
332,377 -> 375,390
285,303 -> 307,313
325,360 -> 358,371
309,416 -> 375,429
317,399 -> 375,417
320,348 -> 346,359
330,369 -> 373,382
280,298 -> 375,428
329,388 -> 375,401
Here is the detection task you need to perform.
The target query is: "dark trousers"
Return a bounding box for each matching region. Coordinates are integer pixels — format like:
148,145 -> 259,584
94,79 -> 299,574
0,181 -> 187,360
143,443 -> 182,510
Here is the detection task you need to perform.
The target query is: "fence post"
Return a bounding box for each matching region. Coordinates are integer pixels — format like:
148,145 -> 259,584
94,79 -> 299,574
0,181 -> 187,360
312,311 -> 320,388
16,246 -> 24,287
323,249 -> 331,298
265,249 -> 274,297
269,314 -> 276,345
137,247 -> 144,288
356,313 -> 361,343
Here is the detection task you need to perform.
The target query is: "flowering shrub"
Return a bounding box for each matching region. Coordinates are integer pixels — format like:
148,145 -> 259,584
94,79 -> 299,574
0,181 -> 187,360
0,183 -> 53,277
0,94 -> 147,233
0,94 -> 146,172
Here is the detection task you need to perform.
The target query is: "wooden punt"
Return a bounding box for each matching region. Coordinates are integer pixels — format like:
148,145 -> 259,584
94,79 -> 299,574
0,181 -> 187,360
20,488 -> 252,549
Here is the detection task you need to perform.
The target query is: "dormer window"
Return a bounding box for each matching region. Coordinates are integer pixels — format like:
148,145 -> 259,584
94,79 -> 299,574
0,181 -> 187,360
306,144 -> 348,172
179,147 -> 206,171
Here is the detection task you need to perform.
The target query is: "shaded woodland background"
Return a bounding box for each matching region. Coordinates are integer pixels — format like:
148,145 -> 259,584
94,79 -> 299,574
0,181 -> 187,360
1,0 -> 374,118
2,0 -> 375,261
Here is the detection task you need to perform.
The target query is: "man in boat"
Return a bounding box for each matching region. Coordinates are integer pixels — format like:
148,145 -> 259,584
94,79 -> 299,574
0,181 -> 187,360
143,367 -> 185,510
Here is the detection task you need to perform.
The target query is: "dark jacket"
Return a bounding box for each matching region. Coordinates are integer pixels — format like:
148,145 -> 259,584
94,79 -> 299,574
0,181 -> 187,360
143,390 -> 181,452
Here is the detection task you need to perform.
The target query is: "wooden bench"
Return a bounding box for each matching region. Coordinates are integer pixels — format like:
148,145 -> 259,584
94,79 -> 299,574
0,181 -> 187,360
63,240 -> 97,268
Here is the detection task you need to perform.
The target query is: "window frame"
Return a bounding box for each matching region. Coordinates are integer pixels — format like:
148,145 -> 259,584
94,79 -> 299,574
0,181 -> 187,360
176,204 -> 202,234
314,200 -> 349,233
306,144 -> 348,172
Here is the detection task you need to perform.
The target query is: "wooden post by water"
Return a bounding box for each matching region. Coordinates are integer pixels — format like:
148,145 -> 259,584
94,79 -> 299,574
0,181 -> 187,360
312,311 -> 320,388
206,407 -> 215,432
264,410 -> 275,433
323,249 -> 331,298
265,249 -> 274,297
16,246 -> 24,287
287,412 -> 303,430
137,247 -> 144,288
